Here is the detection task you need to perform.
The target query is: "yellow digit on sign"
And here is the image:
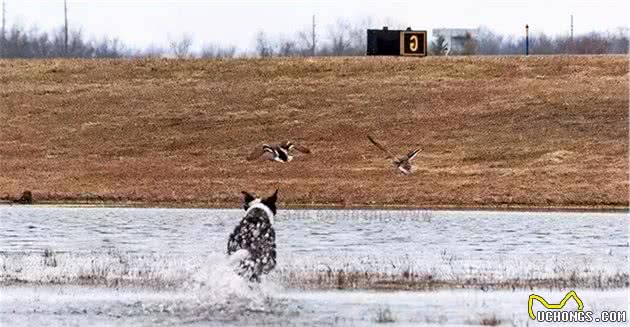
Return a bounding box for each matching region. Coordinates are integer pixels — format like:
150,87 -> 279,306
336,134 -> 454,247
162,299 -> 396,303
409,35 -> 418,52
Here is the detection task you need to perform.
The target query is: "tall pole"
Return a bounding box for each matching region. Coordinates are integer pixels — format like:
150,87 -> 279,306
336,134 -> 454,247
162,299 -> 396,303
525,24 -> 529,55
570,15 -> 574,40
64,0 -> 68,55
311,15 -> 316,56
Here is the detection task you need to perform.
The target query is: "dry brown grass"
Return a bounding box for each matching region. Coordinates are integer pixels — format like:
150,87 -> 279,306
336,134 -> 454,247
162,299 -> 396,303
278,268 -> 629,291
0,56 -> 627,209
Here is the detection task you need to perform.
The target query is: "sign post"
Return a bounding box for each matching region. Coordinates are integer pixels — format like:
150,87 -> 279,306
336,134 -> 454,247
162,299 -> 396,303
525,24 -> 529,55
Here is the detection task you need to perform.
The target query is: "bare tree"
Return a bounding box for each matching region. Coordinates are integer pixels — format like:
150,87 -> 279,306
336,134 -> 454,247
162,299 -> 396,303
530,33 -> 554,54
220,45 -> 237,58
1,0 -> 6,57
462,32 -> 477,55
142,44 -> 166,58
475,27 -> 503,55
64,0 -> 68,55
608,27 -> 629,53
200,43 -> 237,58
169,34 -> 193,59
277,37 -> 298,56
327,19 -> 352,56
67,29 -> 92,57
350,17 -> 377,55
49,26 -> 67,56
33,32 -> 51,57
94,37 -> 125,58
255,30 -> 274,57
296,28 -> 316,56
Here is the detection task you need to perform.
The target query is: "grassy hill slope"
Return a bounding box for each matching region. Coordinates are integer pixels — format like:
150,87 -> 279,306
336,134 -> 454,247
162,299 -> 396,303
1,56 -> 627,209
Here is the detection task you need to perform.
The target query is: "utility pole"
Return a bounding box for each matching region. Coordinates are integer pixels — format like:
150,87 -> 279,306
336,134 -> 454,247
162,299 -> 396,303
570,14 -> 574,40
311,15 -> 316,56
64,0 -> 68,55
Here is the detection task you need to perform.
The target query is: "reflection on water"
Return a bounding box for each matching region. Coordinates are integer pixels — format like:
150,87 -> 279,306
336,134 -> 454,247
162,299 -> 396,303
1,207 -> 627,256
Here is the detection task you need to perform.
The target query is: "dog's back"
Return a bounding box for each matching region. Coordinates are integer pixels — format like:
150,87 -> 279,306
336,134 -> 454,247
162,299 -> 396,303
227,191 -> 278,282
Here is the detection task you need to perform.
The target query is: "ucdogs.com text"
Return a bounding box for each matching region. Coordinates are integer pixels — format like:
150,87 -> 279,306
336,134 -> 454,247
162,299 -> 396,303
535,310 -> 626,323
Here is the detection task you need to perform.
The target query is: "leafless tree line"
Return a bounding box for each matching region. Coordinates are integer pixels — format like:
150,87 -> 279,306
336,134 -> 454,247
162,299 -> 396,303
0,24 -> 238,59
254,17 -> 388,57
0,25 -> 126,58
251,22 -> 628,57
0,21 -> 627,59
467,26 -> 629,55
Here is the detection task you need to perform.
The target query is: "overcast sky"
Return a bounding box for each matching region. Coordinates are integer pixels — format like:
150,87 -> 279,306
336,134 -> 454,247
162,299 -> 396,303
5,0 -> 630,53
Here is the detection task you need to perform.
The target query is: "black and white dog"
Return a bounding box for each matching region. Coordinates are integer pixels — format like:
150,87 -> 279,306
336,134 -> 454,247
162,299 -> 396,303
227,190 -> 278,282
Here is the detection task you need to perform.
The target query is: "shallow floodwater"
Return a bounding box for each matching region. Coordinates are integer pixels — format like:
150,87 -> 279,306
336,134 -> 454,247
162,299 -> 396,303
0,207 -> 628,326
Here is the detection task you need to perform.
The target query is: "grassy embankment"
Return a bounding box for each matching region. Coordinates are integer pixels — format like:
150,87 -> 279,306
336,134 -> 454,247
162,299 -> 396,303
0,56 -> 627,210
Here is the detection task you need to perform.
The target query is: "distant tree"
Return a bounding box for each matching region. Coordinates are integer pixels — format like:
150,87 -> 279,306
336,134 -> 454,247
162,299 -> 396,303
296,29 -> 316,56
462,32 -> 477,55
33,32 -> 52,57
200,43 -> 237,58
430,35 -> 447,55
0,0 -> 5,57
574,32 -> 610,54
255,30 -> 274,57
476,27 -> 503,55
50,26 -> 67,56
295,16 -> 319,56
531,32 -> 554,54
142,44 -> 166,58
345,16 -> 375,55
67,29 -> 92,57
221,45 -> 237,58
94,37 -> 124,58
169,34 -> 193,59
608,27 -> 629,53
327,19 -> 352,56
277,38 -> 298,57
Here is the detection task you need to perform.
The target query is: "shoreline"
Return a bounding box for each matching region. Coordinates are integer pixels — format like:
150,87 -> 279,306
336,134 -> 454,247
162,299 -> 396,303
1,200 -> 627,213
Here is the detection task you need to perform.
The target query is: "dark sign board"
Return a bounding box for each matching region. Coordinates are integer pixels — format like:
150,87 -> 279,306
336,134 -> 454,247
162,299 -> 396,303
400,31 -> 427,56
367,28 -> 427,57
367,29 -> 400,56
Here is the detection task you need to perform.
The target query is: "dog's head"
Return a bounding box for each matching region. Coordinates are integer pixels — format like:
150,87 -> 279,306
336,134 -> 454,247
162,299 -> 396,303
241,189 -> 278,216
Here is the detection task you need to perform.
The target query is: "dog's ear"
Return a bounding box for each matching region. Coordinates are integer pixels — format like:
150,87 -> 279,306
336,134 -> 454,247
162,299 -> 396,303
266,189 -> 278,204
242,191 -> 256,203
261,189 -> 278,215
241,191 -> 256,210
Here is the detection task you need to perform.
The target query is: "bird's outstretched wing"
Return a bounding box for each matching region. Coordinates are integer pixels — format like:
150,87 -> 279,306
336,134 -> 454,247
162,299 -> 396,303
405,148 -> 421,161
247,145 -> 274,161
367,135 -> 397,160
280,140 -> 311,154
246,146 -> 265,161
293,143 -> 311,154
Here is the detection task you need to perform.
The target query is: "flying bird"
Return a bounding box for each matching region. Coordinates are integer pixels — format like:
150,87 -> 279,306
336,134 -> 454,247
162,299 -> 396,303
367,134 -> 420,175
247,141 -> 311,162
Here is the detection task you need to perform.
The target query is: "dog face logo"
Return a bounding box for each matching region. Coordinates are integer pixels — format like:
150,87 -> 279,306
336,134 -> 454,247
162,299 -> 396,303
528,290 -> 584,320
228,190 -> 278,282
